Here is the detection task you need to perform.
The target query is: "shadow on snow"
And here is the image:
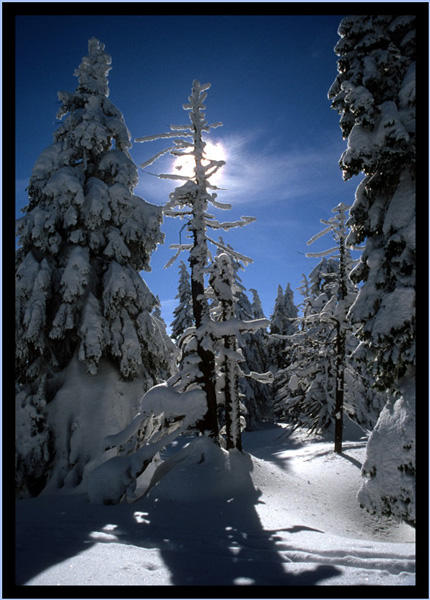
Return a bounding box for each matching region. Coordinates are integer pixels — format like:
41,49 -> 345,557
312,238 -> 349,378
15,434 -> 342,588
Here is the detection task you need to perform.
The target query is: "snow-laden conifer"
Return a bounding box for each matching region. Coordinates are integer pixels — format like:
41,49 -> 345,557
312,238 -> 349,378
136,80 -> 256,441
15,39 -> 176,497
267,283 -> 298,371
206,252 -> 272,448
211,242 -> 272,427
170,261 -> 194,341
275,204 -> 384,449
329,15 -> 416,523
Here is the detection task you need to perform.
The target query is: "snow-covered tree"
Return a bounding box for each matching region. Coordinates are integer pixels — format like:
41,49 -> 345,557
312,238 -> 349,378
329,15 -> 416,522
15,38 -> 176,497
268,283 -> 298,371
306,202 -> 356,453
275,203 -> 384,449
136,80 -> 256,441
270,283 -> 298,337
170,261 -> 194,341
212,243 -> 272,427
206,253 -> 272,446
250,288 -> 265,319
241,288 -> 273,425
208,253 -> 244,450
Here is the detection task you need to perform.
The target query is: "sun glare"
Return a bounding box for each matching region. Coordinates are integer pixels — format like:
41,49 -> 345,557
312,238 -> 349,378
173,141 -> 227,184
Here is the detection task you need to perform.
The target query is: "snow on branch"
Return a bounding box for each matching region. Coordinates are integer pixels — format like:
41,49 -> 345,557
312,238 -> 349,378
245,371 -> 274,384
306,247 -> 339,258
139,147 -> 174,169
206,235 -> 253,266
158,173 -> 191,181
209,197 -> 232,210
307,225 -> 334,246
164,243 -> 193,269
206,215 -> 257,231
135,131 -> 191,143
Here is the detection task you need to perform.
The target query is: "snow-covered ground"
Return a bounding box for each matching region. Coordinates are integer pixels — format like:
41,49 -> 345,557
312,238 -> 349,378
15,422 -> 415,587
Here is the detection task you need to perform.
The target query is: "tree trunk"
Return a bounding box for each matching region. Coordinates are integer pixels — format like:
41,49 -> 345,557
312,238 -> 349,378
334,323 -> 345,454
224,336 -> 242,451
334,237 -> 347,454
190,230 -> 218,441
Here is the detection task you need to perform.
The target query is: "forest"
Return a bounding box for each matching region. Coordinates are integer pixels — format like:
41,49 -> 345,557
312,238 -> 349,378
14,14 -> 418,589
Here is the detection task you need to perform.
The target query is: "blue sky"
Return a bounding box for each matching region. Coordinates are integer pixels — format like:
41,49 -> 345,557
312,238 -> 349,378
15,11 -> 362,324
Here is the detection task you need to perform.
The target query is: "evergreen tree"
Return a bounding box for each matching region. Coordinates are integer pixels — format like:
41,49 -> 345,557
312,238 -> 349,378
213,243 -> 272,427
268,283 -> 298,370
136,80 -> 256,442
250,288 -> 265,319
208,253 -> 244,450
170,261 -> 194,341
243,289 -> 273,425
329,15 -> 416,523
15,39 -> 175,497
275,204 -> 384,448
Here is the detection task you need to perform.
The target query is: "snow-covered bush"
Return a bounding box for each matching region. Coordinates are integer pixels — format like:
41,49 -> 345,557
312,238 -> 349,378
16,38 -> 176,497
329,15 -> 416,521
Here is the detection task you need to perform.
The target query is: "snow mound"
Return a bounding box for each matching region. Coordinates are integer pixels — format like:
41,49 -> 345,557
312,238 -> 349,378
144,435 -> 255,503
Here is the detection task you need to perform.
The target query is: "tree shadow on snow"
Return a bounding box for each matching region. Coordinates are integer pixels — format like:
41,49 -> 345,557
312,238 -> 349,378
14,439 -> 342,589
116,443 -> 341,586
241,423 -> 307,471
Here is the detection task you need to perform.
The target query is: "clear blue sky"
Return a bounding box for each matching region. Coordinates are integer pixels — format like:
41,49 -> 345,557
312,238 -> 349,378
15,11 -> 361,324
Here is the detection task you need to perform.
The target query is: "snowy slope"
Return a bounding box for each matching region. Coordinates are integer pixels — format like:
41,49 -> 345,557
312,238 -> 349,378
15,423 -> 415,587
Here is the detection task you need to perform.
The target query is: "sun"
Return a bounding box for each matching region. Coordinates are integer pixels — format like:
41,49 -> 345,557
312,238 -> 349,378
173,141 -> 227,184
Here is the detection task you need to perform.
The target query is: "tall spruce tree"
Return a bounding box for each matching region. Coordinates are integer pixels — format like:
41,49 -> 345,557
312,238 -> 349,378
329,15 -> 416,523
15,38 -> 175,497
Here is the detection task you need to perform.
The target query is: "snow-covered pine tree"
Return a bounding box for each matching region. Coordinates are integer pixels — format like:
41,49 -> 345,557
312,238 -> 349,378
274,288 -> 336,434
329,15 -> 416,523
208,253 -> 243,450
275,203 -> 382,449
207,253 -> 271,449
213,242 -> 272,427
242,288 -> 273,425
250,288 -> 265,320
306,202 -> 355,453
270,284 -> 298,336
15,38 -> 176,497
170,261 -> 194,341
268,283 -> 298,371
136,80 -> 256,442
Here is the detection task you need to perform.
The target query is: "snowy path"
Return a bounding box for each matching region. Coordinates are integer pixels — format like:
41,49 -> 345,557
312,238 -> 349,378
15,424 -> 415,587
